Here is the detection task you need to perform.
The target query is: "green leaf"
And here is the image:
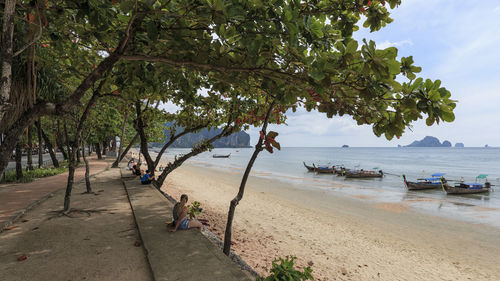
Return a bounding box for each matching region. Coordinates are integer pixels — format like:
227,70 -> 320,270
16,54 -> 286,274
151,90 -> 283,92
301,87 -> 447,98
146,22 -> 158,42
345,40 -> 358,54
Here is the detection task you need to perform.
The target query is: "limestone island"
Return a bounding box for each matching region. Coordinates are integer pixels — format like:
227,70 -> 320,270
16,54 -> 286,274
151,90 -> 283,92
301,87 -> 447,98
405,136 -> 454,147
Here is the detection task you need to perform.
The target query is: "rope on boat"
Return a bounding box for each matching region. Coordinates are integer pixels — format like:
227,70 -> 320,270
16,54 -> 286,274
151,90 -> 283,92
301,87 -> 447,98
383,172 -> 401,177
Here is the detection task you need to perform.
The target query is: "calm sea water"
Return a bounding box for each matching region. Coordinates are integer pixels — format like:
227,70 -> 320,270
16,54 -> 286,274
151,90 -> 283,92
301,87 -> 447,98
156,147 -> 500,228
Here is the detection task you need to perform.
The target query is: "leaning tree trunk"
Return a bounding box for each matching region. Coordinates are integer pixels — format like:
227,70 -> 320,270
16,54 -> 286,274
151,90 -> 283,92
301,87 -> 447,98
37,118 -> 43,168
223,102 -> 275,256
26,126 -> 33,170
81,141 -> 91,193
135,100 -> 155,173
39,125 -> 59,167
112,132 -> 138,168
113,113 -> 129,168
95,143 -> 102,159
15,141 -> 23,180
153,126 -> 234,189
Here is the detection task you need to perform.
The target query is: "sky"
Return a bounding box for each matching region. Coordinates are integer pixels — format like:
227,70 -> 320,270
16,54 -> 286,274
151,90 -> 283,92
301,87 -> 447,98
162,1 -> 500,147
248,0 -> 500,147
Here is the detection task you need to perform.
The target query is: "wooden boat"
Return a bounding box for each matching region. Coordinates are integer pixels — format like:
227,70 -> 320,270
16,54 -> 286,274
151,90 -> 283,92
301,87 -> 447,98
303,162 -> 316,172
402,173 -> 446,190
212,153 -> 231,158
442,175 -> 491,195
345,169 -> 383,178
314,164 -> 335,174
443,182 -> 491,194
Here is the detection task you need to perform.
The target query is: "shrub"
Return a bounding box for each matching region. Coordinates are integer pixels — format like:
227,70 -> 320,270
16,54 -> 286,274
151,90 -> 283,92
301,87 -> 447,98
187,201 -> 202,219
258,256 -> 314,281
1,166 -> 67,183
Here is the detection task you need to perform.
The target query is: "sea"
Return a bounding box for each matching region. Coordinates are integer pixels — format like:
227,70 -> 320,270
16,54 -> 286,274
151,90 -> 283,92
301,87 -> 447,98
154,147 -> 500,229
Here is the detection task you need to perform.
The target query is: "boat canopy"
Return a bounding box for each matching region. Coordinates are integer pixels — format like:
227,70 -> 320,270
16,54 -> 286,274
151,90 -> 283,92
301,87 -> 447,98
476,174 -> 488,179
431,173 -> 446,177
425,177 -> 442,181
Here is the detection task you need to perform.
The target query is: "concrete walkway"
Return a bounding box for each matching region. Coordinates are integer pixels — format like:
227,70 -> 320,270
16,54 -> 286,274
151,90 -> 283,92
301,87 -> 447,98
0,157 -> 109,229
122,171 -> 253,281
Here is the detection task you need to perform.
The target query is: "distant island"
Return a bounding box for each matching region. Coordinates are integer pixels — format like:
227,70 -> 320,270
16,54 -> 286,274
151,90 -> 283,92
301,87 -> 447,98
342,144 -> 349,148
405,136 -> 457,147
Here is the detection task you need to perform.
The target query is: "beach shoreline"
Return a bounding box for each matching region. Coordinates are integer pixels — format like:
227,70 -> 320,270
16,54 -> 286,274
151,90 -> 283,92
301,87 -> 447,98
161,162 -> 500,281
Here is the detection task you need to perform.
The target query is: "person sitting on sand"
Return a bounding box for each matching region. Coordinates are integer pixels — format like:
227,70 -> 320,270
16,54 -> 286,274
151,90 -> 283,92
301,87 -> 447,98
169,194 -> 203,232
141,170 -> 155,184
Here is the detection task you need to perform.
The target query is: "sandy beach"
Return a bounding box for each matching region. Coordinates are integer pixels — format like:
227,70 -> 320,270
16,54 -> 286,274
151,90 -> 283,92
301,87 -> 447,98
161,163 -> 500,281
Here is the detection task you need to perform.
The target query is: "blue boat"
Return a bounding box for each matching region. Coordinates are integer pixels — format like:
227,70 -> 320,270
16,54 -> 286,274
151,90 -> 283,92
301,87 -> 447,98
402,173 -> 446,190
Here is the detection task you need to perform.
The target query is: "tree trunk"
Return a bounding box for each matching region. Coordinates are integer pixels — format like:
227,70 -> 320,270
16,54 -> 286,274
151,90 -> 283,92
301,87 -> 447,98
37,118 -> 43,168
95,143 -> 102,159
64,144 -> 76,212
112,132 -> 138,168
57,120 -> 68,160
82,140 -> 91,193
152,125 -> 205,169
223,102 -> 275,256
114,113 -> 129,167
76,147 -> 81,163
153,126 -> 234,189
27,126 -> 33,170
135,101 -> 155,173
0,0 -> 16,121
63,120 -> 75,212
102,141 -> 107,157
39,124 -> 59,168
15,141 -> 22,180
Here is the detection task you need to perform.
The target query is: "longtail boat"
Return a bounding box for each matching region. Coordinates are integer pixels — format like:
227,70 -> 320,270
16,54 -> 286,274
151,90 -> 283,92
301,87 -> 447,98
345,169 -> 383,178
442,174 -> 491,195
314,164 -> 335,174
212,153 -> 231,158
303,162 -> 316,172
402,173 -> 446,190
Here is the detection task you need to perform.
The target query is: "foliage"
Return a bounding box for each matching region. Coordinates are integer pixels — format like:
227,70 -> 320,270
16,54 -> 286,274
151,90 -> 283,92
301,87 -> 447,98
258,256 -> 314,281
187,201 -> 202,219
1,166 -> 67,184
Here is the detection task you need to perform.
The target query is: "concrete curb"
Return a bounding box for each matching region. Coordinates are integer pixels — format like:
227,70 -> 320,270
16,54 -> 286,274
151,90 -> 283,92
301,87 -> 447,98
119,168 -> 157,281
0,162 -> 111,233
137,173 -> 259,279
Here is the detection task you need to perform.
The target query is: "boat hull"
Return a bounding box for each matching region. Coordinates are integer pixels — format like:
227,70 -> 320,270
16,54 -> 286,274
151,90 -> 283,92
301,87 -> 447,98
444,184 -> 490,195
406,181 -> 442,190
345,172 -> 382,178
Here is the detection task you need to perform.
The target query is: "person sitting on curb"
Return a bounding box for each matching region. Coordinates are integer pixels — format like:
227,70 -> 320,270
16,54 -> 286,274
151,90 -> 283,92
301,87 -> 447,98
132,163 -> 142,176
128,159 -> 135,171
141,170 -> 155,184
169,194 -> 203,232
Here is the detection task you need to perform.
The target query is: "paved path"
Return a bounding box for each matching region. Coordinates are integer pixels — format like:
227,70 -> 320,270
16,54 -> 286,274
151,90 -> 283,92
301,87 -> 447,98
122,172 -> 253,281
0,157 -> 109,226
0,167 -> 153,281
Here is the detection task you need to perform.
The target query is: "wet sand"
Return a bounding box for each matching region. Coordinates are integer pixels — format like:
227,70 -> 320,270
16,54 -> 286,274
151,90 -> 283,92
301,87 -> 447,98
162,163 -> 500,281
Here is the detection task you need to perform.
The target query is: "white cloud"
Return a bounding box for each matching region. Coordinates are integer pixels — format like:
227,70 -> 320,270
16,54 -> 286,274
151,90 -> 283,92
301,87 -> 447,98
494,6 -> 500,13
377,39 -> 413,49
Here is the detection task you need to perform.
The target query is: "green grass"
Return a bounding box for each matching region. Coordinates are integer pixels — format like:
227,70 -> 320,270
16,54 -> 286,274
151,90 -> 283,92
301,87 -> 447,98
1,165 -> 68,184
